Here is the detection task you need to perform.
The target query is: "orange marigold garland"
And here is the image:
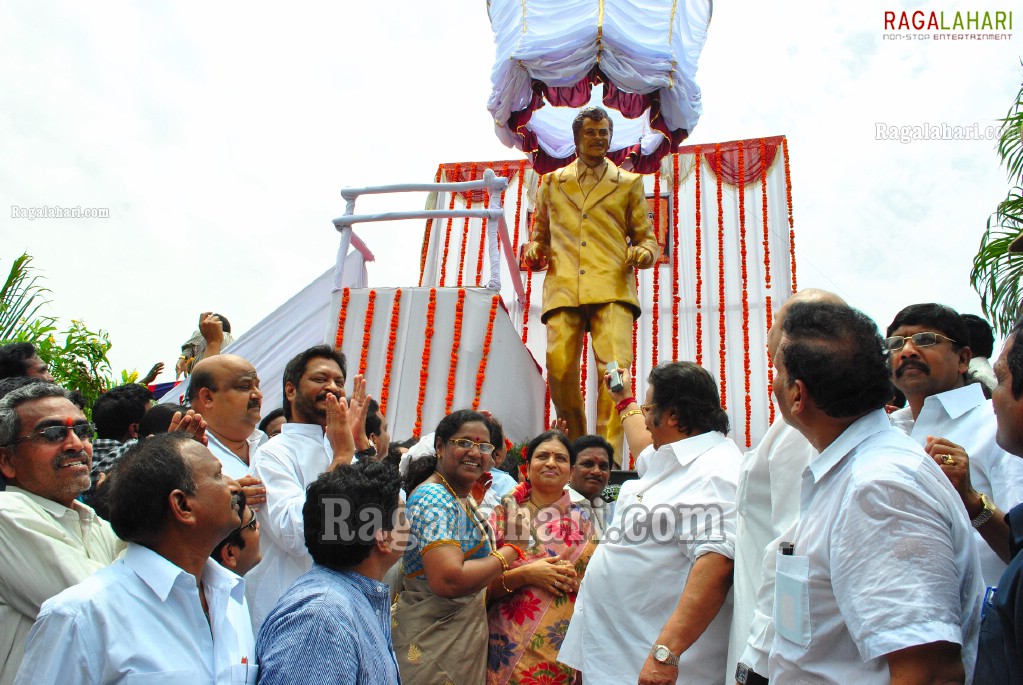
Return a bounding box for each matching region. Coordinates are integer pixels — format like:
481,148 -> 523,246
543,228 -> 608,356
413,288 -> 438,438
715,144 -> 727,410
651,172 -> 661,368
358,289 -> 377,376
445,289 -> 467,413
419,166 -> 443,287
522,267 -> 533,344
472,294 -> 500,410
334,287 -> 351,349
761,138 -> 775,425
632,272 -> 639,382
440,163 -> 461,287
379,288 -> 402,416
694,146 -> 703,366
671,152 -> 681,361
782,137 -> 797,293
544,378 -> 551,430
580,331 -> 588,404
512,159 -> 526,251
457,163 -> 477,288
737,141 -> 751,446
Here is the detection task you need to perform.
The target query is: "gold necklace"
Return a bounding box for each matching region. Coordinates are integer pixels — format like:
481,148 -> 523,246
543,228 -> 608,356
435,469 -> 494,547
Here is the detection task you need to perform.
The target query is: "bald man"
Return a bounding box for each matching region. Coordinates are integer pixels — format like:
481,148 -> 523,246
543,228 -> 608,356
187,354 -> 267,506
729,289 -> 844,685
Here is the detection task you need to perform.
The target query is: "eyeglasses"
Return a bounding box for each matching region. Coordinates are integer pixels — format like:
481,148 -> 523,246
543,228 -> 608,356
883,332 -> 957,353
448,438 -> 496,455
5,422 -> 95,447
238,512 -> 259,534
640,403 -> 656,413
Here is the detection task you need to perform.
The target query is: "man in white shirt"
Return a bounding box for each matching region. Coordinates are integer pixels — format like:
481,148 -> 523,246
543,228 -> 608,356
567,434 -> 612,539
0,382 -> 123,685
729,290 -> 842,685
245,344 -> 363,632
16,432 -> 255,685
188,354 -> 268,506
560,361 -> 741,684
769,300 -> 983,684
886,303 -> 1023,586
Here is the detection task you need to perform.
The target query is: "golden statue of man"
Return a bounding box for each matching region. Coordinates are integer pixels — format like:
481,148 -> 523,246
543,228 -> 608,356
522,106 -> 660,463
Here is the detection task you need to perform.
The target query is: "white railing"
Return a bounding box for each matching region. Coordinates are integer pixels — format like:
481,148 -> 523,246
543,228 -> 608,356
332,169 -> 523,302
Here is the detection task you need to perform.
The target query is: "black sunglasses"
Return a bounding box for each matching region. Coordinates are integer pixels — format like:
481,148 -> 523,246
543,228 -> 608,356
6,422 -> 95,447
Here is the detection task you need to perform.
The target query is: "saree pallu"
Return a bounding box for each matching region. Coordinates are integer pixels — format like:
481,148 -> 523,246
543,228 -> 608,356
392,576 -> 489,685
487,489 -> 596,685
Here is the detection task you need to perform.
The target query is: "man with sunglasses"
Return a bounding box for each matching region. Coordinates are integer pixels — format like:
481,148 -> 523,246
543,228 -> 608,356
212,495 -> 262,578
0,383 -> 123,685
887,303 -> 1023,587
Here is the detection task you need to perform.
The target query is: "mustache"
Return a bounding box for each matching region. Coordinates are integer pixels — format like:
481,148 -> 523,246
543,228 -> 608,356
247,399 -> 261,409
895,360 -> 930,378
315,390 -> 342,402
51,450 -> 90,470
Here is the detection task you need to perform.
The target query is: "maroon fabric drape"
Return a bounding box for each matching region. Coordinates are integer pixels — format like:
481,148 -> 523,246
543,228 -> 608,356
687,136 -> 783,186
505,67 -> 691,175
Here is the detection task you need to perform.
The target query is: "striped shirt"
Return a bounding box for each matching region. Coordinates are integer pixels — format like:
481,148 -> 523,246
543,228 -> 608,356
256,565 -> 399,685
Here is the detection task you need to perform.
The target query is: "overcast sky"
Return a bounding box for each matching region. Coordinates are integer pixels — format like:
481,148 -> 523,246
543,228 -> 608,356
2,1 -> 1021,382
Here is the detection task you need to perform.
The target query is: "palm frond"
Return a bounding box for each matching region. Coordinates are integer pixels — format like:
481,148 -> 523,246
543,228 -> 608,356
996,64 -> 1023,182
0,253 -> 51,341
971,186 -> 1023,335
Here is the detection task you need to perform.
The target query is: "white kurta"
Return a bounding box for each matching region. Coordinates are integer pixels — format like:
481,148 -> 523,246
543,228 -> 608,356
245,422 -> 333,633
566,485 -> 610,540
727,420 -> 816,679
16,544 -> 255,685
559,431 -> 741,684
769,410 -> 983,684
890,383 -> 1023,586
205,428 -> 267,481
0,488 -> 123,685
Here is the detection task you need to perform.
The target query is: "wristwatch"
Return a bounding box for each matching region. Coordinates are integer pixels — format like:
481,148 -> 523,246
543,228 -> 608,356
971,492 -> 995,529
354,445 -> 377,460
736,662 -> 769,685
650,644 -> 680,667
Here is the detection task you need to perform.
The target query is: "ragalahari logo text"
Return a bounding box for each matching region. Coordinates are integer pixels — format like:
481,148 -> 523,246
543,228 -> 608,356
883,9 -> 1012,41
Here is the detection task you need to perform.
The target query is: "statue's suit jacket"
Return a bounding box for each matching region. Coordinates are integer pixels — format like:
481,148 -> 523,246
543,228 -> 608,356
531,159 -> 660,323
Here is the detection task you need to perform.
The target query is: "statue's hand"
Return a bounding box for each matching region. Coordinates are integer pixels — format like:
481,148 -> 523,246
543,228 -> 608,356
627,246 -> 654,268
522,241 -> 549,270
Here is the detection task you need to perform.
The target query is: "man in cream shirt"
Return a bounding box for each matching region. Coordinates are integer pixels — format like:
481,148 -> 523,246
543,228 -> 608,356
0,383 -> 123,685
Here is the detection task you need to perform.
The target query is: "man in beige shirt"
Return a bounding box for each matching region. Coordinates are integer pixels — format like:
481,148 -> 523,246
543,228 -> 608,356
0,383 -> 123,685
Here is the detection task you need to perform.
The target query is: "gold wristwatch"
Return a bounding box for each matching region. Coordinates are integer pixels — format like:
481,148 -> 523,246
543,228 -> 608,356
971,492 -> 995,529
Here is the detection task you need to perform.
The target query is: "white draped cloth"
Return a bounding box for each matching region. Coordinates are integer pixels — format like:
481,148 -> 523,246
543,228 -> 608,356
488,0 -> 712,168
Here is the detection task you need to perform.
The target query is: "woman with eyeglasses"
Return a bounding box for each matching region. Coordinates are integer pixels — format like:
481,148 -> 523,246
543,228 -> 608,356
485,430 -> 592,685
392,409 -> 532,685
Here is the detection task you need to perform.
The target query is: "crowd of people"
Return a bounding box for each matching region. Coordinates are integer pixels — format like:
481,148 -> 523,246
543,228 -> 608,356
1,291 -> 1023,685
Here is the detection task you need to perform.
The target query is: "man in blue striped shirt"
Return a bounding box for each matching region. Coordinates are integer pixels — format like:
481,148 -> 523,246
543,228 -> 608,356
256,460 -> 405,685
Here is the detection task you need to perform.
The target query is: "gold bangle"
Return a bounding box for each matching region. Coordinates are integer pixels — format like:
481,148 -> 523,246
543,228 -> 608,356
490,550 -> 509,572
621,409 -> 643,420
501,572 -> 513,594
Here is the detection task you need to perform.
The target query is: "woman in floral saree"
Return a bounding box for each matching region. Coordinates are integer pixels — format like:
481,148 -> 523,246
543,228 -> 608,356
487,430 -> 598,685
